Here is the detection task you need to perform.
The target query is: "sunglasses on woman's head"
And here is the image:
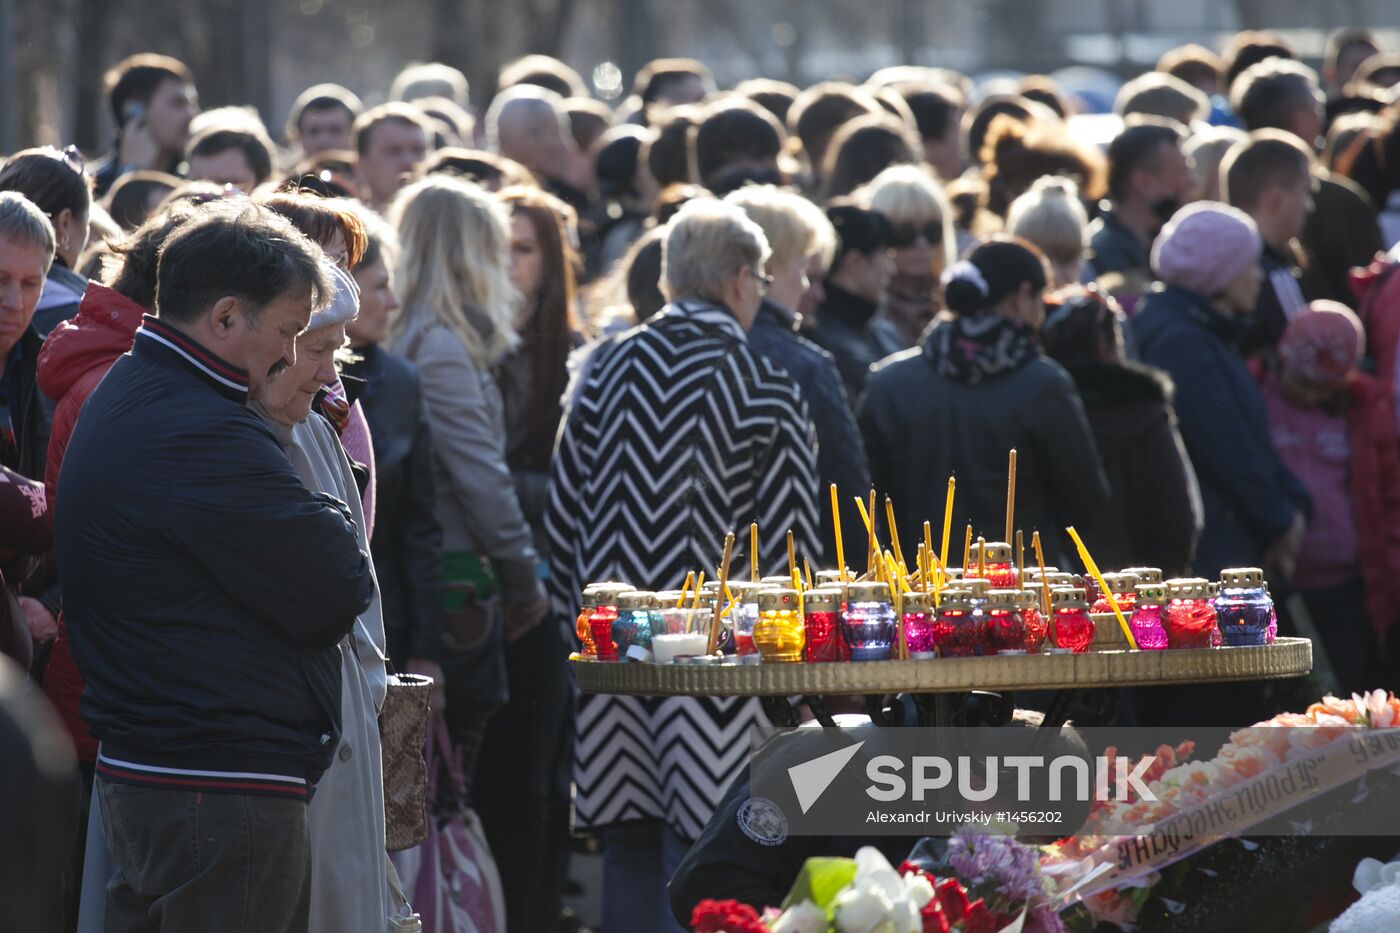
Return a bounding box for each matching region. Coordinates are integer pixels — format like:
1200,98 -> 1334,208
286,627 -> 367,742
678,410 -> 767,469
888,220 -> 944,248
42,145 -> 84,174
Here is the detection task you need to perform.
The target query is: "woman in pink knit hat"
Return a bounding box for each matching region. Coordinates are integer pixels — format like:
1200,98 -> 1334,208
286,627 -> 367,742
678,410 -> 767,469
1132,203 -> 1314,729
1134,201 -> 1310,585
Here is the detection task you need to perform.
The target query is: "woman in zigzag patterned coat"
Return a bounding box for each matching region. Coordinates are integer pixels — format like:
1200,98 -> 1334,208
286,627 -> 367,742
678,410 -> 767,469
545,200 -> 821,933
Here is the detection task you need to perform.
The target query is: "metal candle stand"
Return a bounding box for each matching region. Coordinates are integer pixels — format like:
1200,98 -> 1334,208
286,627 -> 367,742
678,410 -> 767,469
573,636 -> 1313,729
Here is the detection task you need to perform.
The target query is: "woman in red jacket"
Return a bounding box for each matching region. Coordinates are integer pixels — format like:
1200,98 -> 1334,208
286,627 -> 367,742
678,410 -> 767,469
1257,300 -> 1400,693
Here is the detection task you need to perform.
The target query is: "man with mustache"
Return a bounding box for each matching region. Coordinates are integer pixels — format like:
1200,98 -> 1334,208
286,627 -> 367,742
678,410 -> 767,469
57,202 -> 374,933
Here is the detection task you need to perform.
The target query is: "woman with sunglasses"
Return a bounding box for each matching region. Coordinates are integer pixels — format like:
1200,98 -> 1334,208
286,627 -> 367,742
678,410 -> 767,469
859,236 -> 1111,569
862,163 -> 957,347
0,147 -> 92,339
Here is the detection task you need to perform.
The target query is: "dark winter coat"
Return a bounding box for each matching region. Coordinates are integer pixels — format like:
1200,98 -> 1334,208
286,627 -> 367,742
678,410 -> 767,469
58,316 -> 374,794
1132,284 -> 1310,578
1063,361 -> 1201,576
747,298 -> 872,565
342,344 -> 444,664
858,333 -> 1112,569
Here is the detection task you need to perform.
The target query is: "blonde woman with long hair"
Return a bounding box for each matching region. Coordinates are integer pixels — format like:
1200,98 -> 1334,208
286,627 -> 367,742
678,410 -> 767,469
388,175 -> 546,783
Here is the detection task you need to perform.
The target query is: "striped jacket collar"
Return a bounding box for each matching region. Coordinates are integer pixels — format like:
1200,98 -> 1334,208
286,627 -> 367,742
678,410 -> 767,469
655,299 -> 748,342
134,315 -> 251,402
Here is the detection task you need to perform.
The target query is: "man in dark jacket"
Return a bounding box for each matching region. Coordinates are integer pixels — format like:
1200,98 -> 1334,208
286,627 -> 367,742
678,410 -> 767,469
57,203 -> 374,933
1087,120 -> 1193,286
1229,58 -> 1382,308
1223,131 -> 1317,357
1040,287 -> 1202,576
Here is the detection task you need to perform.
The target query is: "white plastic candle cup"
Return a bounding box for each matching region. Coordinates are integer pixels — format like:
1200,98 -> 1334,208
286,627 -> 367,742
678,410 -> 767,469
653,632 -> 709,663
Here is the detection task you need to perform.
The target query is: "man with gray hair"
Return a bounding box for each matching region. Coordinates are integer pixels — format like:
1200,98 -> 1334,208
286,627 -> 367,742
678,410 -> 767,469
0,191 -> 56,484
545,197 -> 820,931
486,83 -> 589,214
58,202 -> 375,932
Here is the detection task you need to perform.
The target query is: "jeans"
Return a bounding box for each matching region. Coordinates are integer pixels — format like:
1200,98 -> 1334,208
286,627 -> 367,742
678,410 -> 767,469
95,778 -> 311,933
601,820 -> 692,933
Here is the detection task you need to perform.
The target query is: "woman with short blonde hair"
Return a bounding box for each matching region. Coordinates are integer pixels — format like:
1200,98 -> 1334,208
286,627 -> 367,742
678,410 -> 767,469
723,184 -> 833,311
860,163 -> 957,345
388,174 -> 544,797
725,184 -> 872,568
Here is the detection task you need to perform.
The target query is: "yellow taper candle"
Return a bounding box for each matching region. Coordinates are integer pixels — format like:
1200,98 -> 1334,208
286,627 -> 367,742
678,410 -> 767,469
940,476 -> 956,586
884,496 -> 906,570
1005,448 -> 1018,546
676,570 -> 695,609
708,532 -> 735,654
1066,526 -> 1138,650
829,484 -> 847,585
1032,530 -> 1052,617
750,522 -> 759,583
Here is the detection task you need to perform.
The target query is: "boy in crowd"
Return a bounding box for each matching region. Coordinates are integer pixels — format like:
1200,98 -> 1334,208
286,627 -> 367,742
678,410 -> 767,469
1222,130 -> 1317,356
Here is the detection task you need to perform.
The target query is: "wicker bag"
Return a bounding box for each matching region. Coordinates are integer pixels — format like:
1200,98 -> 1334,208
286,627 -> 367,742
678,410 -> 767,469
380,672 -> 434,851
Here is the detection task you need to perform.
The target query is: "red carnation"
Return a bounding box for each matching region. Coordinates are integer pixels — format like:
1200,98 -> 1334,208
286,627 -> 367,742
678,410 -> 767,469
935,879 -> 970,923
691,899 -> 764,933
920,900 -> 952,933
961,899 -> 1001,933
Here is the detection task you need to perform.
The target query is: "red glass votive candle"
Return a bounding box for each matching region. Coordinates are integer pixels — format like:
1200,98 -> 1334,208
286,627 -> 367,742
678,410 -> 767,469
1019,590 -> 1047,653
1049,586 -> 1094,653
982,589 -> 1026,654
931,591 -> 981,657
1164,578 -> 1219,649
1091,571 -> 1139,615
803,588 -> 845,662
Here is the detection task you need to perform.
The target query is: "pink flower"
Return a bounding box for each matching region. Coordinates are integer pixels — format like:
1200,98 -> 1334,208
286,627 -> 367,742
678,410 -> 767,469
1309,695 -> 1361,724
1355,690 -> 1398,728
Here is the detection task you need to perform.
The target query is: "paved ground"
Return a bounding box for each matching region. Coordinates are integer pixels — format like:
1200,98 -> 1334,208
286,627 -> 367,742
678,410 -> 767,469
560,851 -> 602,931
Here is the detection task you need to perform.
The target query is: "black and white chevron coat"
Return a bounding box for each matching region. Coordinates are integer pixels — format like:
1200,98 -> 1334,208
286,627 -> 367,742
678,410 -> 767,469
545,300 -> 821,838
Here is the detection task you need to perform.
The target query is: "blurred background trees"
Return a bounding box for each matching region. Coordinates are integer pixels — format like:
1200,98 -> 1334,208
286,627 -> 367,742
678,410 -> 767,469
5,0 -> 1399,153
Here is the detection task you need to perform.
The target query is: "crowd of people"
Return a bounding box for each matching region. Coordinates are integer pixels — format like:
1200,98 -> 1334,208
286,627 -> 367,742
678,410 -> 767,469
5,25 -> 1400,933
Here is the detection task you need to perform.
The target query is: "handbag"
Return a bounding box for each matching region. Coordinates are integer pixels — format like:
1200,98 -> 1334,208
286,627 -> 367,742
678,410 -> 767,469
391,717 -> 507,933
379,671 -> 433,851
440,552 -> 508,712
354,615 -> 433,853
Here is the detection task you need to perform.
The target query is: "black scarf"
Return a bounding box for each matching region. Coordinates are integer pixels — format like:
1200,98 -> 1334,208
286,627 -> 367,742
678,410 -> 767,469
922,313 -> 1038,385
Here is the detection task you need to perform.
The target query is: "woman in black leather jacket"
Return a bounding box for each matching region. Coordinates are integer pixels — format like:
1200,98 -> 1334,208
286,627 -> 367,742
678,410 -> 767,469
341,207 -> 445,685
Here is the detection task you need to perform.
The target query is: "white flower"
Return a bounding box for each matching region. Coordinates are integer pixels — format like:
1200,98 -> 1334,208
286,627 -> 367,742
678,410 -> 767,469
770,900 -> 827,933
833,887 -> 894,933
853,847 -> 905,901
831,849 -> 928,933
902,871 -> 935,908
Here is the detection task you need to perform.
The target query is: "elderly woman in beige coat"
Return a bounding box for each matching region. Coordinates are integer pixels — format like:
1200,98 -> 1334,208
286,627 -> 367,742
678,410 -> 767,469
252,265 -> 414,932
